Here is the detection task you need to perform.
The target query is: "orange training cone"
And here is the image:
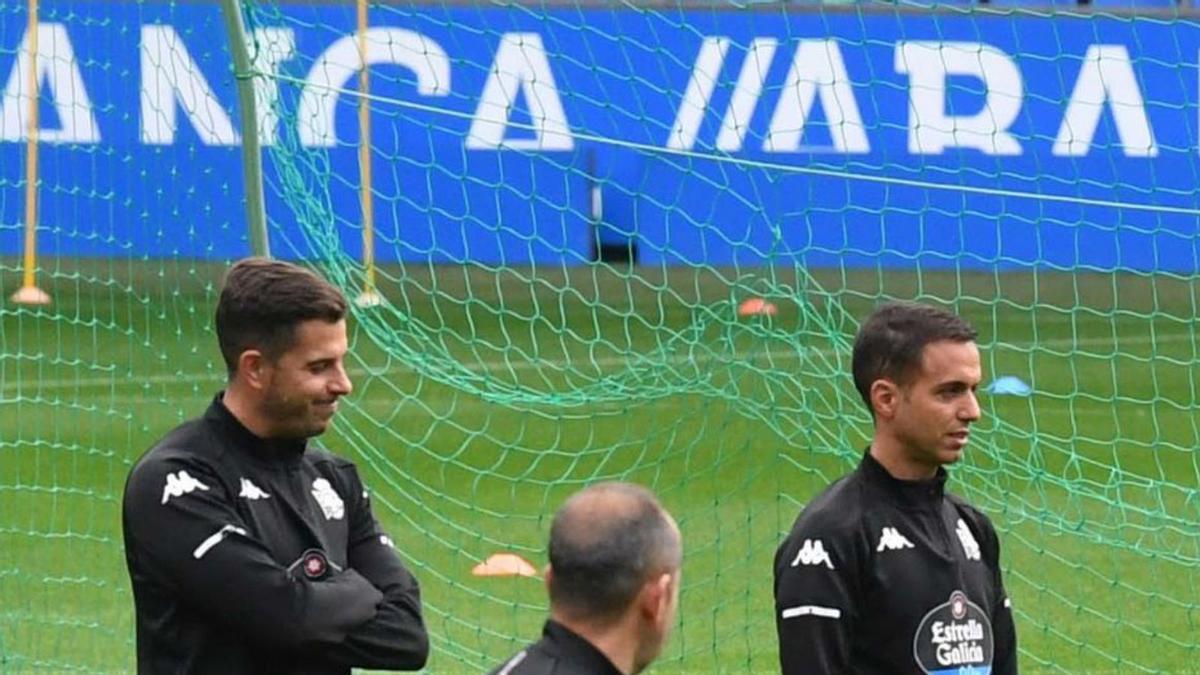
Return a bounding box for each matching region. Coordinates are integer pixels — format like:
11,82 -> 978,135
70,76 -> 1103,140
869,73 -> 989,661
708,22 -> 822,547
737,297 -> 777,317
471,552 -> 539,578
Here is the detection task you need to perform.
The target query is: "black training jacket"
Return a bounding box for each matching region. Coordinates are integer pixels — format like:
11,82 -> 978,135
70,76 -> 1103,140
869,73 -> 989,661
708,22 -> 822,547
774,452 -> 1017,675
122,395 -> 428,674
488,621 -> 623,675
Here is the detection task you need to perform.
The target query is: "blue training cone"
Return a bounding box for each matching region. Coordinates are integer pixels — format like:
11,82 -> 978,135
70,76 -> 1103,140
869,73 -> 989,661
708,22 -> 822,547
984,376 -> 1032,397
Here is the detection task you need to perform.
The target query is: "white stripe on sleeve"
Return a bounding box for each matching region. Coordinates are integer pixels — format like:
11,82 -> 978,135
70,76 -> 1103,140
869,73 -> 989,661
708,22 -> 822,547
781,604 -> 842,620
192,524 -> 248,559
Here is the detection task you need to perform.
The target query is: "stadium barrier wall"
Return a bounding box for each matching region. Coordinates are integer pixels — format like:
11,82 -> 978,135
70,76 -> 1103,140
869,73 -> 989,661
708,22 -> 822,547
0,4 -> 1197,270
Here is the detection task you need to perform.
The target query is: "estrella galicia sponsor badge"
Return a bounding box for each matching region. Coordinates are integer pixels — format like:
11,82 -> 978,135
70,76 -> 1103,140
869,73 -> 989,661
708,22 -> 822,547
913,590 -> 994,675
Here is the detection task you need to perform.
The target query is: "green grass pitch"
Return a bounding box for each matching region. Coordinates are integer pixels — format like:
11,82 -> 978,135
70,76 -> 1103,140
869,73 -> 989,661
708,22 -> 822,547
0,260 -> 1197,672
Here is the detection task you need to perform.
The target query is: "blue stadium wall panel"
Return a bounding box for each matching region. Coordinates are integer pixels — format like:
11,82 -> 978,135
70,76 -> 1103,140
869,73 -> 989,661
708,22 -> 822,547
0,3 -> 1197,270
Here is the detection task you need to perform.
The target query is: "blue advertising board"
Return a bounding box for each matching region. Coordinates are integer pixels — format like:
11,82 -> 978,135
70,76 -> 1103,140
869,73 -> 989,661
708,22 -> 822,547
0,3 -> 1197,270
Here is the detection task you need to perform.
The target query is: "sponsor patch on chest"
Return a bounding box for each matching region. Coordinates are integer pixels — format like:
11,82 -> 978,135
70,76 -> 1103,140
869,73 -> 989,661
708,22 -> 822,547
913,590 -> 994,675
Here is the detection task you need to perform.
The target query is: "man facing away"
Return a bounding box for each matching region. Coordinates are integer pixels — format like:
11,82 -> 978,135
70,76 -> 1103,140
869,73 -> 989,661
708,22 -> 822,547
774,301 -> 1017,674
491,482 -> 682,675
122,258 -> 428,674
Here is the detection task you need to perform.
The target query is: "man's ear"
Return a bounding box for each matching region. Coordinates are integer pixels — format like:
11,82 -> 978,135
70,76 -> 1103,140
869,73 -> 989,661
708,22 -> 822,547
237,350 -> 269,391
870,379 -> 900,420
543,564 -> 554,594
639,572 -> 673,622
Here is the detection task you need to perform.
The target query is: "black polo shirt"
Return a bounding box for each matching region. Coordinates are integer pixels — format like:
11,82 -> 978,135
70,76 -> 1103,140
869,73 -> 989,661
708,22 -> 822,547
489,620 -> 624,675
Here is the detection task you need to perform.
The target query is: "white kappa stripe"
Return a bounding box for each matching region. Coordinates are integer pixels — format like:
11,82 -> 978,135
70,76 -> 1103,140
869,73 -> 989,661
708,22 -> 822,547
192,524 -> 248,559
781,604 -> 842,620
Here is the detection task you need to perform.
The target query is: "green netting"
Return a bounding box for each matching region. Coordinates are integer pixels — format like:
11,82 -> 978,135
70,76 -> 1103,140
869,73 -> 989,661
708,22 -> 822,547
2,0 -> 1200,672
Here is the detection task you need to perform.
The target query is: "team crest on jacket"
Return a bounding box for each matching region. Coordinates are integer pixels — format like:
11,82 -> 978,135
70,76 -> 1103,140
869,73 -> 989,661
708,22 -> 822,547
310,478 -> 345,520
913,590 -> 994,675
955,519 -> 982,561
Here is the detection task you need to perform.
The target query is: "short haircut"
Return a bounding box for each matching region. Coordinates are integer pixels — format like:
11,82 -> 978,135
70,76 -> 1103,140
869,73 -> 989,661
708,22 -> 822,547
852,301 -> 978,413
215,258 -> 348,375
547,483 -> 681,624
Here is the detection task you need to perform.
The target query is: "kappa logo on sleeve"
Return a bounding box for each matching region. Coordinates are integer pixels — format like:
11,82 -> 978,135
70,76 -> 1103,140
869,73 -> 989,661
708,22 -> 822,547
790,538 -> 835,570
161,470 -> 210,505
310,478 -> 345,520
876,526 -> 915,552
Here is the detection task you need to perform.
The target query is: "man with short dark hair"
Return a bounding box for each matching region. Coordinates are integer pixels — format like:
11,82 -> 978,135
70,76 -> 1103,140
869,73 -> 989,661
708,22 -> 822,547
122,258 -> 428,674
774,301 -> 1018,674
491,482 -> 682,675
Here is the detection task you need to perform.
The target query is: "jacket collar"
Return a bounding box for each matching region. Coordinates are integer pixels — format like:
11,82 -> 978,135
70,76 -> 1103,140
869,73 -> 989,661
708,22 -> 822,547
540,620 -> 624,675
859,450 -> 947,509
204,392 -> 307,468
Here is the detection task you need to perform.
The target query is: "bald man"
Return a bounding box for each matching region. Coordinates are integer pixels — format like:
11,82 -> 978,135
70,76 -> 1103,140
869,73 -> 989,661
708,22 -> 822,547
490,483 -> 683,675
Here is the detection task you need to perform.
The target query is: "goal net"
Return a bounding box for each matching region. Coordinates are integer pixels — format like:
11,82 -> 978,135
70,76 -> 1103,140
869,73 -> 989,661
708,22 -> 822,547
0,0 -> 1196,671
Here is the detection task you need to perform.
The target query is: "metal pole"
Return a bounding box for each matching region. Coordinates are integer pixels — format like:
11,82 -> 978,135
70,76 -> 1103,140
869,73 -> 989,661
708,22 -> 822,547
218,0 -> 270,258
13,0 -> 50,305
354,0 -> 382,307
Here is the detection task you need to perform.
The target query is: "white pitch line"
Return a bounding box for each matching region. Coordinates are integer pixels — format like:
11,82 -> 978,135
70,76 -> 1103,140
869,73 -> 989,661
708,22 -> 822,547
0,331 -> 1193,394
